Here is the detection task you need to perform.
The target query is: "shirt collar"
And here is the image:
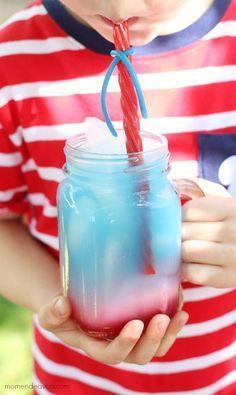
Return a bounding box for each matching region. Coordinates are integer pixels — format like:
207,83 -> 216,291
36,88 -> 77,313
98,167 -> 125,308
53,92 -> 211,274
43,0 -> 231,55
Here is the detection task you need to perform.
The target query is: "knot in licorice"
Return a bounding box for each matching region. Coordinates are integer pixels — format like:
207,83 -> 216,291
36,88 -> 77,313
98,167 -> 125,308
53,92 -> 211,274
101,48 -> 148,137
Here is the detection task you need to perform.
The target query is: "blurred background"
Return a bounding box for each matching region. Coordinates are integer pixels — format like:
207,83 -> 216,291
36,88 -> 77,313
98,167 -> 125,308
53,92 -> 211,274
0,3 -> 33,395
0,0 -> 29,22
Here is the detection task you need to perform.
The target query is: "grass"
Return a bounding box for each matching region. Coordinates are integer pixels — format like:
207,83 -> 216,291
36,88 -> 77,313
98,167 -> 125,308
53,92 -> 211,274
0,296 -> 32,395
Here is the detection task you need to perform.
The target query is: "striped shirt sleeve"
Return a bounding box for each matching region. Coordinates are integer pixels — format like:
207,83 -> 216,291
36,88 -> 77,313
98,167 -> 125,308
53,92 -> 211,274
0,122 -> 28,216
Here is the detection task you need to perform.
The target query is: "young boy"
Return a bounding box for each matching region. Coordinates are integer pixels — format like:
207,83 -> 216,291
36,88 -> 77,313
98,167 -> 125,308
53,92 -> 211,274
0,0 -> 236,393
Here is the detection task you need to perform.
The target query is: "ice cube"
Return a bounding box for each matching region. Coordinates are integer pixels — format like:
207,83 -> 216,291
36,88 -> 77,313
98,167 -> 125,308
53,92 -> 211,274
83,117 -> 127,155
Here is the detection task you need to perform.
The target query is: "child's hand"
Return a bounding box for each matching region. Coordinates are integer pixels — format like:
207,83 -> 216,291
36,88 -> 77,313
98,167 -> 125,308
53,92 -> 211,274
38,294 -> 188,365
181,178 -> 236,288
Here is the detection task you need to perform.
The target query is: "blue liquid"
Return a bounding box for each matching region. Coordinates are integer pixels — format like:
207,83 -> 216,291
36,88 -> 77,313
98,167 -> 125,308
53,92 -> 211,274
57,137 -> 181,339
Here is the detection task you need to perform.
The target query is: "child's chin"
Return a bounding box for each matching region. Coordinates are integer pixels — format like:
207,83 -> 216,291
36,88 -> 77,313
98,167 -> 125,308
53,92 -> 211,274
129,37 -> 154,46
98,29 -> 155,47
129,31 -> 158,46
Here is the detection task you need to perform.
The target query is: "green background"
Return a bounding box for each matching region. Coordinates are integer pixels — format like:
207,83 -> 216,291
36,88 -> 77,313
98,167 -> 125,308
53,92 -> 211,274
0,296 -> 32,395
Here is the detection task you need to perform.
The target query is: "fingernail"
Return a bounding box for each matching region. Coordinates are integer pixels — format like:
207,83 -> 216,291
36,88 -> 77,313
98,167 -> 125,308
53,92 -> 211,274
157,317 -> 169,332
54,297 -> 67,316
179,315 -> 189,327
132,322 -> 143,337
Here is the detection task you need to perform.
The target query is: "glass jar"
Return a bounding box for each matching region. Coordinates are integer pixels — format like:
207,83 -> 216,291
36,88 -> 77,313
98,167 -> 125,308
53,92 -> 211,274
57,131 -> 181,340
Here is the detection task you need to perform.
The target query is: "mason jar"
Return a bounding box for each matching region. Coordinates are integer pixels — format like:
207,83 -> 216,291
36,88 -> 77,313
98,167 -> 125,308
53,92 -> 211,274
57,130 -> 181,340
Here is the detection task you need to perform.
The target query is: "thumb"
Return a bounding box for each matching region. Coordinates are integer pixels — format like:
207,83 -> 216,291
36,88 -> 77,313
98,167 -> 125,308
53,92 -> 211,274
38,296 -> 71,331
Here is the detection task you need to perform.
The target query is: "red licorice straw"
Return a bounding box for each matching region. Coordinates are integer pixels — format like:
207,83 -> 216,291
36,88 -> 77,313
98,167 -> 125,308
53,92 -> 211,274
113,22 -> 143,154
113,22 -> 155,275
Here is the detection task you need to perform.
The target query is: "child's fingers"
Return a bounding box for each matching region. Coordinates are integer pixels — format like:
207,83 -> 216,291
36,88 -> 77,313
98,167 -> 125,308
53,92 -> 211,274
182,240 -> 234,266
182,197 -> 230,222
38,296 -> 71,330
182,262 -> 225,287
182,222 -> 226,242
155,311 -> 189,357
178,287 -> 184,311
175,178 -> 205,199
189,178 -> 230,197
182,240 -> 236,266
38,297 -> 188,365
103,320 -> 144,364
57,319 -> 144,364
125,315 -> 170,365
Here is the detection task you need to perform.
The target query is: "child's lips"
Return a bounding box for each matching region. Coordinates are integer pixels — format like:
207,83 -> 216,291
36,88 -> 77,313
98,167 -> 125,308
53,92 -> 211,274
100,16 -> 114,27
100,16 -> 138,28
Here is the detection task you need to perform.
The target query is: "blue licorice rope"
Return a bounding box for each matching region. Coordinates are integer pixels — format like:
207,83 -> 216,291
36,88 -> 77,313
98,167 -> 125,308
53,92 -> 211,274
101,48 -> 148,137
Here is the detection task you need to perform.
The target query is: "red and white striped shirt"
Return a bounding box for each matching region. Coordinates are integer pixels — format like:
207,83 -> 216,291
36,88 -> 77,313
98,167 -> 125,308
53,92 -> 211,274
0,0 -> 236,393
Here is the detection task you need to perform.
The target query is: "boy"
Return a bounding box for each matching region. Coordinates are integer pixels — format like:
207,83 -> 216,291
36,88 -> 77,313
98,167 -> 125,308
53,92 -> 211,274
0,0 -> 236,393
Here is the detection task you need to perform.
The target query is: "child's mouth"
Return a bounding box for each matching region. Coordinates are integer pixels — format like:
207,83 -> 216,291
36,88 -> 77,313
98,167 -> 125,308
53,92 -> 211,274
100,16 -> 138,28
100,16 -> 114,27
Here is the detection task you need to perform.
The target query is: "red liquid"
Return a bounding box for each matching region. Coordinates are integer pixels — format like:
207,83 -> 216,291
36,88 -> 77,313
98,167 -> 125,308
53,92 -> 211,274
70,277 -> 180,340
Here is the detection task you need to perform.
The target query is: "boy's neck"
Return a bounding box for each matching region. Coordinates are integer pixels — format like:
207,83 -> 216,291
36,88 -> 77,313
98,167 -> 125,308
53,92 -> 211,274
60,0 -> 215,36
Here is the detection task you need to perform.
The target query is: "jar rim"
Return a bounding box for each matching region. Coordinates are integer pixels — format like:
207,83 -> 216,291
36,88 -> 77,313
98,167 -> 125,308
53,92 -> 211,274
65,130 -> 168,164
